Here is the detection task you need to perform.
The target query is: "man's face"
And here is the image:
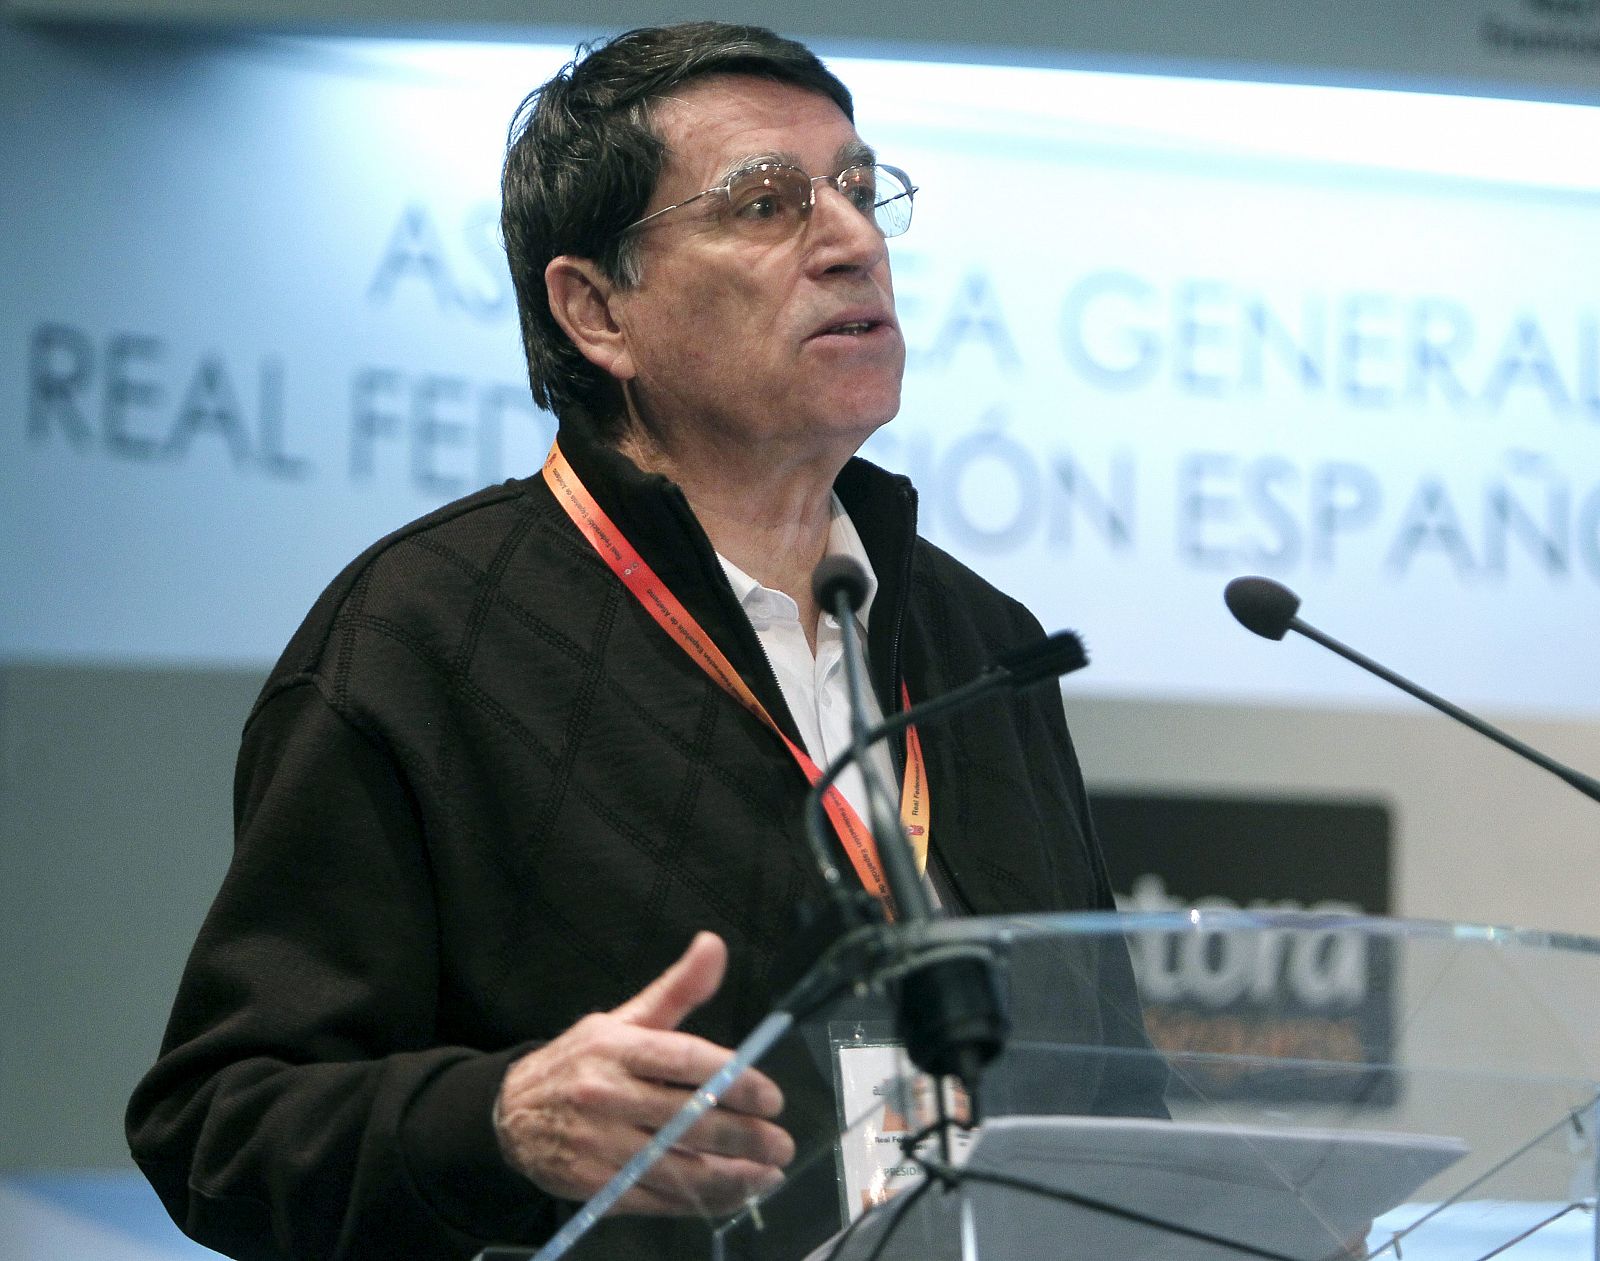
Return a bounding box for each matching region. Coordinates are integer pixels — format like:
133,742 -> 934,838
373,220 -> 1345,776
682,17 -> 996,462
607,75 -> 905,466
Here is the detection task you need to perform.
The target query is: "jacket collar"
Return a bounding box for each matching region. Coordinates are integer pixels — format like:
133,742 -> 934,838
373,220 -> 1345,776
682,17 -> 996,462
551,415 -> 920,745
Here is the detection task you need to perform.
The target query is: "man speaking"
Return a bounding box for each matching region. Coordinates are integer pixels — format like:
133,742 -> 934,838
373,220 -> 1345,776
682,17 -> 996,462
128,21 -> 1134,1260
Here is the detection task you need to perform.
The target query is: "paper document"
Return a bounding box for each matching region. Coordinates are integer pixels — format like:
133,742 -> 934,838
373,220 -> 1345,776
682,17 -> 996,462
807,1115 -> 1467,1261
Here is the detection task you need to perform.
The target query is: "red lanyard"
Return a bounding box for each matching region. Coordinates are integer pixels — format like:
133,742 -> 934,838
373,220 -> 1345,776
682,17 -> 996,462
543,440 -> 930,916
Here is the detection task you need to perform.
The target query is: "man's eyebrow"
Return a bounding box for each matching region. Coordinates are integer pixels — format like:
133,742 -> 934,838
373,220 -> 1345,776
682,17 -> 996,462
834,140 -> 876,170
716,140 -> 878,183
717,150 -> 801,181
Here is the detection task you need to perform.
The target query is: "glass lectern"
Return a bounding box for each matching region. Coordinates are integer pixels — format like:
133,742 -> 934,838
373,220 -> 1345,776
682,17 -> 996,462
478,911 -> 1600,1261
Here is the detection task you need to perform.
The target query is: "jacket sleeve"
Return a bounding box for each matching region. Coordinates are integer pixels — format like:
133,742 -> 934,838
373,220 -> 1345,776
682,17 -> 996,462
125,679 -> 562,1261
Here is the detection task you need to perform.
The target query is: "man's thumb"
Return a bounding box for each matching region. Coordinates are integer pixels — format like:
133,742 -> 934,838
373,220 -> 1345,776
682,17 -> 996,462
611,930 -> 727,1030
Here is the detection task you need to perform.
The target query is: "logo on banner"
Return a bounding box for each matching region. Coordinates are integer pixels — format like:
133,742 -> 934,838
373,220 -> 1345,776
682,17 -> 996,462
1097,793 -> 1396,1106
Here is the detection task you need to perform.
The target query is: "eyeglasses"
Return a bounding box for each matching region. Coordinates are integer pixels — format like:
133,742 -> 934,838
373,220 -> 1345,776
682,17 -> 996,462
624,162 -> 916,240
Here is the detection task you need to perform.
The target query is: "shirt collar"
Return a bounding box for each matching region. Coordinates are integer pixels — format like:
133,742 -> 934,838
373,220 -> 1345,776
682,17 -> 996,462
717,495 -> 879,626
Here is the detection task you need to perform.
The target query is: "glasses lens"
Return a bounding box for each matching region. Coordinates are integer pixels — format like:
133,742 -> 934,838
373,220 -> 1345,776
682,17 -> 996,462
724,164 -> 811,231
839,165 -> 914,238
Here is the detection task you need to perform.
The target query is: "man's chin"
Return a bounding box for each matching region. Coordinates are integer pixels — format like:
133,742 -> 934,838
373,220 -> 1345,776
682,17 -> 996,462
839,377 -> 904,427
830,397 -> 902,453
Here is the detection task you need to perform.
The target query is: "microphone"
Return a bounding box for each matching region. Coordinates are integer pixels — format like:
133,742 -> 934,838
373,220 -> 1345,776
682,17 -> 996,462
807,555 -> 1091,1100
1225,575 -> 1600,806
813,553 -> 871,621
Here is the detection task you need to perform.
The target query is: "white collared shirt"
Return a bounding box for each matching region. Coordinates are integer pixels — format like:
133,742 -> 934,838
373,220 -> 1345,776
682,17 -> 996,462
716,497 -> 901,876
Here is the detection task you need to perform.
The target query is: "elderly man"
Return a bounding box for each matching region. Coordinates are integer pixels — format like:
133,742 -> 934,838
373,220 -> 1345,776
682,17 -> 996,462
128,21 -> 1131,1261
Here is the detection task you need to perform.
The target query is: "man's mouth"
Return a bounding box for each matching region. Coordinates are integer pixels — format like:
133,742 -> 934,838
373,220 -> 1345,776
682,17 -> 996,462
816,318 -> 890,338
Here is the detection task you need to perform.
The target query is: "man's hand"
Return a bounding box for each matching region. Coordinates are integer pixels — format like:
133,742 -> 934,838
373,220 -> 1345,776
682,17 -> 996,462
494,931 -> 795,1216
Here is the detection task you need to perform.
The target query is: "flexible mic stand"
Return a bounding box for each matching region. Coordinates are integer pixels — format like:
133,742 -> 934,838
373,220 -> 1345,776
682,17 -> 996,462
811,556 -> 1009,1127
1225,575 -> 1600,805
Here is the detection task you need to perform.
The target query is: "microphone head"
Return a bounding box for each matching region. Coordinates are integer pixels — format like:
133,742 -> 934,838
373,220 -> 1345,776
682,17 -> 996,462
812,554 -> 870,615
993,630 -> 1088,688
1224,576 -> 1301,641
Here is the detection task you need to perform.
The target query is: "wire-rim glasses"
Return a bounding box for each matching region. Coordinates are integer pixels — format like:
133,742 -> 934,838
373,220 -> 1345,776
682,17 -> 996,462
624,162 -> 916,240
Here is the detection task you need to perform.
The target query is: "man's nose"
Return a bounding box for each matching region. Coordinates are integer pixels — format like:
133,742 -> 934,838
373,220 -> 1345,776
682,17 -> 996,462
804,182 -> 887,273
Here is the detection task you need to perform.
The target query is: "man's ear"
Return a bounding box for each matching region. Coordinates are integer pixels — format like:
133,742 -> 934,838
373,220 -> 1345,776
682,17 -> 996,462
545,256 -> 636,382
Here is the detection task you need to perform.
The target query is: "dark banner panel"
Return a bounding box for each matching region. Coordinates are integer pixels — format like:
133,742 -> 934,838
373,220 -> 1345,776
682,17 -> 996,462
1095,790 -> 1394,1104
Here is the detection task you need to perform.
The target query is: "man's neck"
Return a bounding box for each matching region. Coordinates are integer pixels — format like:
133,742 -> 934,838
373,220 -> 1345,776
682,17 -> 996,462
615,427 -> 847,648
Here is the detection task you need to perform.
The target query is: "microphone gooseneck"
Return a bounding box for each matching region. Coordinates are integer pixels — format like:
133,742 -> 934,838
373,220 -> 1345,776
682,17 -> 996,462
805,558 -> 1092,1102
813,556 -> 931,924
1224,575 -> 1600,806
801,628 -> 1089,900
